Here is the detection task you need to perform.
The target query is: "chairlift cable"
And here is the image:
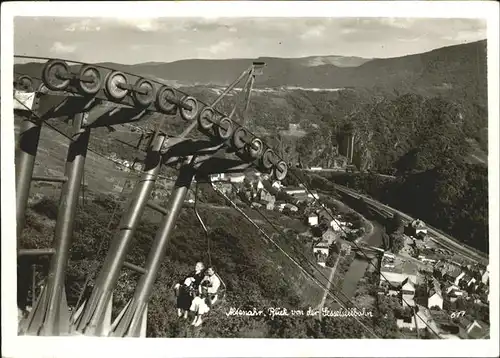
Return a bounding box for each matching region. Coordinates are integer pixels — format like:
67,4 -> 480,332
212,184 -> 380,338
285,169 -> 442,338
227,182 -> 393,338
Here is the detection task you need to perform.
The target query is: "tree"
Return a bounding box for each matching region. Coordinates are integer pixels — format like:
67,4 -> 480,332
330,241 -> 341,255
388,213 -> 404,234
390,233 -> 405,254
311,226 -> 323,238
381,229 -> 390,250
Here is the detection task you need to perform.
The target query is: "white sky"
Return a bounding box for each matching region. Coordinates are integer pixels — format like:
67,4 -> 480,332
14,17 -> 486,64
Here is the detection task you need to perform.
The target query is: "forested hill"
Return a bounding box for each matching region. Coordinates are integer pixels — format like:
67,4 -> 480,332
15,40 -> 486,100
14,40 -> 487,172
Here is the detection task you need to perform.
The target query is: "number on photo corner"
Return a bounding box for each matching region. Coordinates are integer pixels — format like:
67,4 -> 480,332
450,310 -> 466,318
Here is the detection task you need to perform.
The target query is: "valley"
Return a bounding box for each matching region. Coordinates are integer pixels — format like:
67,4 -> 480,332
13,38 -> 490,339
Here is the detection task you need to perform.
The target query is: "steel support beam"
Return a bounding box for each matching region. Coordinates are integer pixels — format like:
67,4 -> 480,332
74,134 -> 166,336
110,164 -> 195,337
15,117 -> 42,244
18,248 -> 56,257
21,113 -> 90,336
32,175 -> 68,183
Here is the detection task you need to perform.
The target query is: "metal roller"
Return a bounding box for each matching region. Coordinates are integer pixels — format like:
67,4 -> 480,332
179,96 -> 199,121
261,149 -> 276,169
246,138 -> 264,159
15,75 -> 34,92
42,59 -> 71,91
156,86 -> 177,113
198,106 -> 216,130
133,78 -> 156,107
216,117 -> 233,140
232,127 -> 248,150
273,161 -> 288,181
78,65 -> 102,95
104,71 -> 129,101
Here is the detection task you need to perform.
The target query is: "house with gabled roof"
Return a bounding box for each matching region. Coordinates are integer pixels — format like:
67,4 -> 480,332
401,277 -> 416,308
457,318 -> 489,339
454,271 -> 466,286
380,257 -> 419,288
428,279 -> 443,309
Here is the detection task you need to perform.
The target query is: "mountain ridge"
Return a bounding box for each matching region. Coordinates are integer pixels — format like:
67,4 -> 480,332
14,40 -> 486,92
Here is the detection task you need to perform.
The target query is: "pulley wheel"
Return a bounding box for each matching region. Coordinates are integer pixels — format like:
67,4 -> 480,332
133,78 -> 156,107
78,65 -> 102,95
273,161 -> 288,181
156,86 -> 177,113
16,75 -> 34,92
42,59 -> 71,91
179,96 -> 199,121
246,137 -> 264,159
216,117 -> 233,140
232,127 -> 248,150
104,71 -> 129,101
198,106 -> 216,130
261,149 -> 275,169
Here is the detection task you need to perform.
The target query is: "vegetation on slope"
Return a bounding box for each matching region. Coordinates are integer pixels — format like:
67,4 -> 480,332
15,40 -> 485,97
19,191 -> 380,338
15,39 -> 489,337
321,160 -> 488,254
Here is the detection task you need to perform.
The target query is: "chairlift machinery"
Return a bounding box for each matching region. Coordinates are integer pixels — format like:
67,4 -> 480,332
13,56 -> 287,337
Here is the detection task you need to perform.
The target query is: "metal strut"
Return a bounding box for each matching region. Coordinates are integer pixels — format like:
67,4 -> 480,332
109,162 -> 196,337
15,114 -> 42,246
73,133 -> 166,336
21,112 -> 91,336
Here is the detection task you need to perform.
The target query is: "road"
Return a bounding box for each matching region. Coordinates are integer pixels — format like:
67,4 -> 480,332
334,185 -> 488,265
316,253 -> 343,318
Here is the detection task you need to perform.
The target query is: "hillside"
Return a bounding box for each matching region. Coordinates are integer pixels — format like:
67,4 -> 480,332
14,38 -> 490,336
16,116 -> 359,338
14,40 -> 488,174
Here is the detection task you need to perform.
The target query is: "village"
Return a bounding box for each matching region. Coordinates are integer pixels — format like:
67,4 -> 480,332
108,152 -> 490,340
210,171 -> 491,340
374,219 -> 491,339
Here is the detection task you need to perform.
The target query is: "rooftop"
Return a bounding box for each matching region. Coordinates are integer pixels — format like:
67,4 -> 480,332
284,187 -> 306,192
429,278 -> 442,297
380,257 -> 419,276
457,318 -> 489,339
315,241 -> 330,249
435,260 -> 462,277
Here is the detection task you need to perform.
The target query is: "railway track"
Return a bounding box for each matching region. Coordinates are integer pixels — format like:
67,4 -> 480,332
334,185 -> 488,265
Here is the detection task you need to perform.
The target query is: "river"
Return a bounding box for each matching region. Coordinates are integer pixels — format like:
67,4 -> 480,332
340,221 -> 384,298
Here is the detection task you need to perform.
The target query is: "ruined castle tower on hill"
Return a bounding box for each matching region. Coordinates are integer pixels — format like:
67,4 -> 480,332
337,123 -> 355,164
